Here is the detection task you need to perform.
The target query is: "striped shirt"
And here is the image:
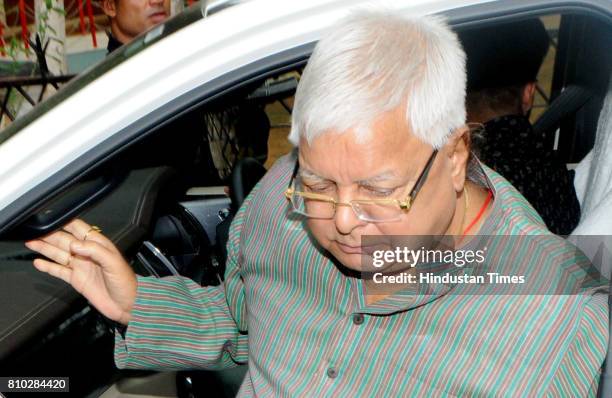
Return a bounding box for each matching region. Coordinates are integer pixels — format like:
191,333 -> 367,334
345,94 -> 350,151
115,151 -> 608,397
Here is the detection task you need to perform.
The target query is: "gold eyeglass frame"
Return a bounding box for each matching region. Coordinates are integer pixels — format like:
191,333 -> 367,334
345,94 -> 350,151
284,149 -> 438,222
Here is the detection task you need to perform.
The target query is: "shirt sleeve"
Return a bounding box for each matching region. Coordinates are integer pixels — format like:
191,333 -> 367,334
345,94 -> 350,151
113,274 -> 248,371
545,291 -> 609,397
114,199 -> 251,371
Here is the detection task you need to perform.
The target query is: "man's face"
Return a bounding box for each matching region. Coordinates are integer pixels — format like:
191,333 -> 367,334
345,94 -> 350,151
298,106 -> 465,272
103,0 -> 170,44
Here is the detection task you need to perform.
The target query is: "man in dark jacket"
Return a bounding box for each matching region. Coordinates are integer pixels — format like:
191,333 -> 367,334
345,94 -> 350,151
100,0 -> 170,53
461,19 -> 581,235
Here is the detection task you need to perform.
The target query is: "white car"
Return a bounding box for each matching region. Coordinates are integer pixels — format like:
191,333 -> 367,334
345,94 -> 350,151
0,0 -> 610,397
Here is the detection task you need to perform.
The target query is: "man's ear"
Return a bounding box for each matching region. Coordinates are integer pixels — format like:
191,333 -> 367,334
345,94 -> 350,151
521,82 -> 537,115
101,0 -> 117,18
443,126 -> 470,192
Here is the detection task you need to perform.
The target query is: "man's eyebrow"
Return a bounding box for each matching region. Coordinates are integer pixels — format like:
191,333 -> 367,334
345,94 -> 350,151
356,172 -> 398,185
298,168 -> 328,182
299,169 -> 398,185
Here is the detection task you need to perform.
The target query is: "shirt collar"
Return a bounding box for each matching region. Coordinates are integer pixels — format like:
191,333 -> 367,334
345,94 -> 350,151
106,33 -> 124,54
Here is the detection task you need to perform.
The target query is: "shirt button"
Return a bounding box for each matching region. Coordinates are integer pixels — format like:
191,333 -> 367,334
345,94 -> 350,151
327,367 -> 338,379
353,313 -> 364,325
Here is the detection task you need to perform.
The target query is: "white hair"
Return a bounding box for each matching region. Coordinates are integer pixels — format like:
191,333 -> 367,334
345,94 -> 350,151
288,11 -> 466,149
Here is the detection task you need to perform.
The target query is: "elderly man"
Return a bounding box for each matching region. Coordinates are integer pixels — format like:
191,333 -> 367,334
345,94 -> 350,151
26,12 -> 607,396
101,0 -> 170,53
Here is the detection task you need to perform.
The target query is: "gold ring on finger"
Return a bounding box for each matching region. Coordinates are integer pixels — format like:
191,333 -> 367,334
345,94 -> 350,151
83,225 -> 102,241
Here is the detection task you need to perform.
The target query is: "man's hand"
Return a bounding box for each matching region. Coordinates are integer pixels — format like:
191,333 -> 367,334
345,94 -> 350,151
25,219 -> 137,325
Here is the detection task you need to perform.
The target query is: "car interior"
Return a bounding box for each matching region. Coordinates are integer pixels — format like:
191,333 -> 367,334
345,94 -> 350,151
0,4 -> 610,398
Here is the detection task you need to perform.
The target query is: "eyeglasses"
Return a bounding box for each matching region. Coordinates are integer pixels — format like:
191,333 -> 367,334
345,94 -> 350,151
284,150 -> 438,222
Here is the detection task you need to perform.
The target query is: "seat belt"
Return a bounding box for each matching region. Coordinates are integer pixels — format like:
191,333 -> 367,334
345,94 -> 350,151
533,85 -> 592,138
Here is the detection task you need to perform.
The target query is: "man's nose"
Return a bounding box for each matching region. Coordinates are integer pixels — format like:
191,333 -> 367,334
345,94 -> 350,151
334,202 -> 363,235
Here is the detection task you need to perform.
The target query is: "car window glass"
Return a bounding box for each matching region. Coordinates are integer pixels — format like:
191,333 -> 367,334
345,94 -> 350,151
262,72 -> 299,168
531,15 -> 561,123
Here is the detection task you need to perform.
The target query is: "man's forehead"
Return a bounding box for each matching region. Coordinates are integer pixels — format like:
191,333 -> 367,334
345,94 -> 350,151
296,112 -> 431,183
297,145 -> 429,185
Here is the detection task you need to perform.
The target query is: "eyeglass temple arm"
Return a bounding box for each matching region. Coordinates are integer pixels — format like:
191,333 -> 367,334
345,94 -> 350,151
409,149 -> 438,202
288,158 -> 300,190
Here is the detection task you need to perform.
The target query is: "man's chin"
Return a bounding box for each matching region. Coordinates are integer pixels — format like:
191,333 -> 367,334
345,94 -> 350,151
328,249 -> 381,273
326,248 -> 359,270
328,247 -> 406,276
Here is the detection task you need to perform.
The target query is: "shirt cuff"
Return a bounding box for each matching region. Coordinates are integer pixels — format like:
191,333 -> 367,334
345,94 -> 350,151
113,274 -> 149,369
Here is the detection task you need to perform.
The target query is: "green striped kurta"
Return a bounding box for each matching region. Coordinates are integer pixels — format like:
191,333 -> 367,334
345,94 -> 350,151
115,152 -> 608,397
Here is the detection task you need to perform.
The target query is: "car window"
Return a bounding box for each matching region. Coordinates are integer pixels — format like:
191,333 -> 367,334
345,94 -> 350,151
262,72 -> 299,168
200,71 -> 299,179
530,14 -> 561,123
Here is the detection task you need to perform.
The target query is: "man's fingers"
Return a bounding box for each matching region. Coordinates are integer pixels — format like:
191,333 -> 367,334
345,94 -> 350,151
33,259 -> 72,284
26,240 -> 72,266
70,240 -> 116,268
63,219 -> 117,253
39,230 -> 78,253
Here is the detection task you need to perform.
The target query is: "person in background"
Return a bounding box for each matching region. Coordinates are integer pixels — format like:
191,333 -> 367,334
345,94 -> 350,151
100,0 -> 170,53
461,19 -> 581,235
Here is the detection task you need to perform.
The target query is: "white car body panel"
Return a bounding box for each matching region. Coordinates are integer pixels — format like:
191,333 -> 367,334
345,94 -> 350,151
0,0 -> 495,211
